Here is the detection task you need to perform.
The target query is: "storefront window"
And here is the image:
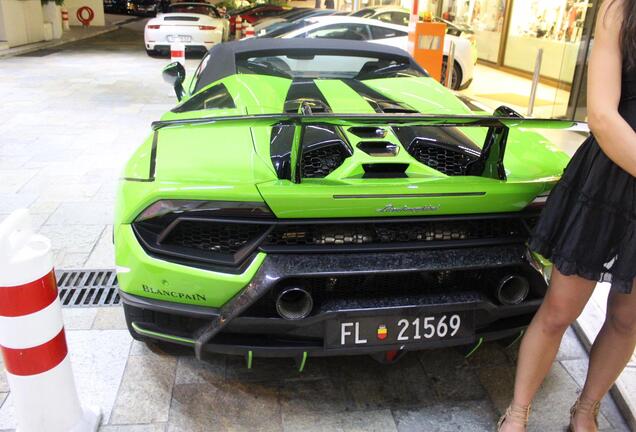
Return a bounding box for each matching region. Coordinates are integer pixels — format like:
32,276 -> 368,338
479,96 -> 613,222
439,0 -> 506,63
504,0 -> 590,82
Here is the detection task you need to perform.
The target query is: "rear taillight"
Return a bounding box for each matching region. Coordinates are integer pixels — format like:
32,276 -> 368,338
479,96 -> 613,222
199,25 -> 216,30
147,24 -> 160,29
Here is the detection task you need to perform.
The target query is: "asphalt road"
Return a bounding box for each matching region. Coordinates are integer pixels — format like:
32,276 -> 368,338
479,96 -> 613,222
0,21 -> 630,432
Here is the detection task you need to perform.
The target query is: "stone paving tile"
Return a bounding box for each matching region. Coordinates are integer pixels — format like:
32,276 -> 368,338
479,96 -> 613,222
168,382 -> 281,432
47,201 -> 114,226
110,353 -> 177,424
92,307 -> 128,330
418,348 -> 487,401
225,356 -> 328,383
85,225 -> 116,268
99,424 -> 167,432
282,409 -> 398,432
561,358 -> 631,431
278,377 -> 353,414
0,169 -> 38,193
63,307 -> 99,330
327,354 -> 437,411
393,400 -> 498,432
556,327 -> 590,362
39,224 -> 105,255
174,355 -> 226,385
0,193 -> 38,215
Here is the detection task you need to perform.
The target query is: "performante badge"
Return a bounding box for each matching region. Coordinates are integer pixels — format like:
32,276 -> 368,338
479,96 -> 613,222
377,324 -> 388,340
378,204 -> 440,213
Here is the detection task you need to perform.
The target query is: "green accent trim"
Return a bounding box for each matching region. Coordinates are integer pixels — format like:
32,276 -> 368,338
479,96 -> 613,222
465,337 -> 484,358
247,350 -> 253,369
131,322 -> 195,345
507,330 -> 525,349
298,351 -> 308,373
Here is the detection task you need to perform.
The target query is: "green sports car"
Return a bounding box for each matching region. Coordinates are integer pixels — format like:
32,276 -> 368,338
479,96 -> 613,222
115,38 -> 574,364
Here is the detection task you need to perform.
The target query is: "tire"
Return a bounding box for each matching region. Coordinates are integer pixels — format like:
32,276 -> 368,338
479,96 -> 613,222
146,48 -> 161,58
441,58 -> 463,91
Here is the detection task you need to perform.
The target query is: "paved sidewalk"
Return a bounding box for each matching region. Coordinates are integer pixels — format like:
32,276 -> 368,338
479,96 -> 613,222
575,286 -> 636,431
0,306 -> 630,432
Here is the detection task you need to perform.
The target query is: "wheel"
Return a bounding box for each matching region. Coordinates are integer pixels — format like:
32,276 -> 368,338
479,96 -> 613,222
146,48 -> 160,58
441,58 -> 463,91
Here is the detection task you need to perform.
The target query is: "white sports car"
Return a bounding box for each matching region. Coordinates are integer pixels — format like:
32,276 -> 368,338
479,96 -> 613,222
144,3 -> 229,57
273,16 -> 474,90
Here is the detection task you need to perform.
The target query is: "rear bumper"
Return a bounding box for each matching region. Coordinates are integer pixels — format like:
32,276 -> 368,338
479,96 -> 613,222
146,44 -> 211,55
121,244 -> 547,359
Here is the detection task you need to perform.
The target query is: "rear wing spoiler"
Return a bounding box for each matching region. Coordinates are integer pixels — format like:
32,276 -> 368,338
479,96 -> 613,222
151,106 -> 582,182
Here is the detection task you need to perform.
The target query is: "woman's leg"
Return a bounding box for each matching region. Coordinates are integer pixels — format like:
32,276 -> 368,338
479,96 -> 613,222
500,269 -> 596,431
571,284 -> 636,431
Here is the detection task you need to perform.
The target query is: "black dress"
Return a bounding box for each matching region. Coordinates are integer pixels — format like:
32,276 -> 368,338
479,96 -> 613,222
529,68 -> 636,294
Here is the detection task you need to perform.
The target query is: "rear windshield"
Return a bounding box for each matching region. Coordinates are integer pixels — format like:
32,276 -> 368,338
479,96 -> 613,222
257,20 -> 308,38
168,4 -> 220,17
236,53 -> 425,80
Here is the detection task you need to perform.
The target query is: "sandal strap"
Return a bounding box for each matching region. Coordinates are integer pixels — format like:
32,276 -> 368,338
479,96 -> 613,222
498,403 -> 531,430
570,397 -> 601,426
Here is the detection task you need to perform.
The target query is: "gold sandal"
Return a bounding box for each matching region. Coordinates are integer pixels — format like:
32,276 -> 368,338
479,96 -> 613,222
497,403 -> 531,431
569,396 -> 600,432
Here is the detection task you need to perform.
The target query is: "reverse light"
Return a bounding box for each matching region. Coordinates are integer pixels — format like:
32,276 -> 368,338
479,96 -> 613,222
135,200 -> 273,222
199,25 -> 216,30
147,24 -> 160,29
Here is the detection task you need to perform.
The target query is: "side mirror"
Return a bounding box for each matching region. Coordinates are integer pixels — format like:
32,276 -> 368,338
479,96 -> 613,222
162,62 -> 186,101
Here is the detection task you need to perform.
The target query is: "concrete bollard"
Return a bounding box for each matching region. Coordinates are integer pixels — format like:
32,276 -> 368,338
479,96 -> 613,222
0,209 -> 101,432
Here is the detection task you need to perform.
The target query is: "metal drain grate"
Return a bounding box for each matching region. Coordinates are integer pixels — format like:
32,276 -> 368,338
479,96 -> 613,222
56,269 -> 121,307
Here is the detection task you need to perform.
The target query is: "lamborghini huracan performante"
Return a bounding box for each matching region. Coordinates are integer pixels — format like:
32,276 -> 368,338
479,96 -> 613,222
115,39 -> 575,364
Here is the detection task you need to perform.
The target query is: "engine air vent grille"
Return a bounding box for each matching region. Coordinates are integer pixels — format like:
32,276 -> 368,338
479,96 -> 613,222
408,142 -> 478,176
301,144 -> 349,178
265,218 -> 529,249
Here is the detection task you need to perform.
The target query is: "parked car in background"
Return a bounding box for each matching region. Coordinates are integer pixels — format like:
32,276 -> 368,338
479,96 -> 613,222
228,4 -> 288,35
272,16 -> 474,90
144,3 -> 229,56
104,0 -> 128,14
254,7 -> 335,35
351,6 -> 478,65
127,0 -> 161,16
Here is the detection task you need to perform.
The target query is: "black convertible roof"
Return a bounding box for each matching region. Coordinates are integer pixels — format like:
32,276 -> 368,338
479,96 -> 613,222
193,38 -> 421,92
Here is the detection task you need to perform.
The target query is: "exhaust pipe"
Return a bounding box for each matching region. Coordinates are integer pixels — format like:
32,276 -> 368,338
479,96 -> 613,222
496,275 -> 530,305
276,288 -> 313,320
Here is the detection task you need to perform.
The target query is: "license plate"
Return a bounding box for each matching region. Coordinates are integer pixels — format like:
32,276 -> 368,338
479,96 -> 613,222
325,310 -> 474,349
167,35 -> 192,43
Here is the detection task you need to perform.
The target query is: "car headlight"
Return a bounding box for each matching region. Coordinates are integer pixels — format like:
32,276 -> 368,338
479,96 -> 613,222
135,200 -> 273,222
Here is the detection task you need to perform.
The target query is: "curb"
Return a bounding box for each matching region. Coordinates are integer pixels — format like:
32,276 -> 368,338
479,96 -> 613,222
572,320 -> 636,431
0,16 -> 139,59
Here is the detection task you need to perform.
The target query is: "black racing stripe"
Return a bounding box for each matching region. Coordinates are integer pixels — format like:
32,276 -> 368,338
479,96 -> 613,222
343,79 -> 417,114
148,131 -> 158,181
283,79 -> 331,113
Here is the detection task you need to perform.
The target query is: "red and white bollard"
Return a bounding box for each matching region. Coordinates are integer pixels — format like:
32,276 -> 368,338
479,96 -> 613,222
243,23 -> 255,39
170,42 -> 185,65
235,15 -> 243,39
61,8 -> 70,31
0,209 -> 101,432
